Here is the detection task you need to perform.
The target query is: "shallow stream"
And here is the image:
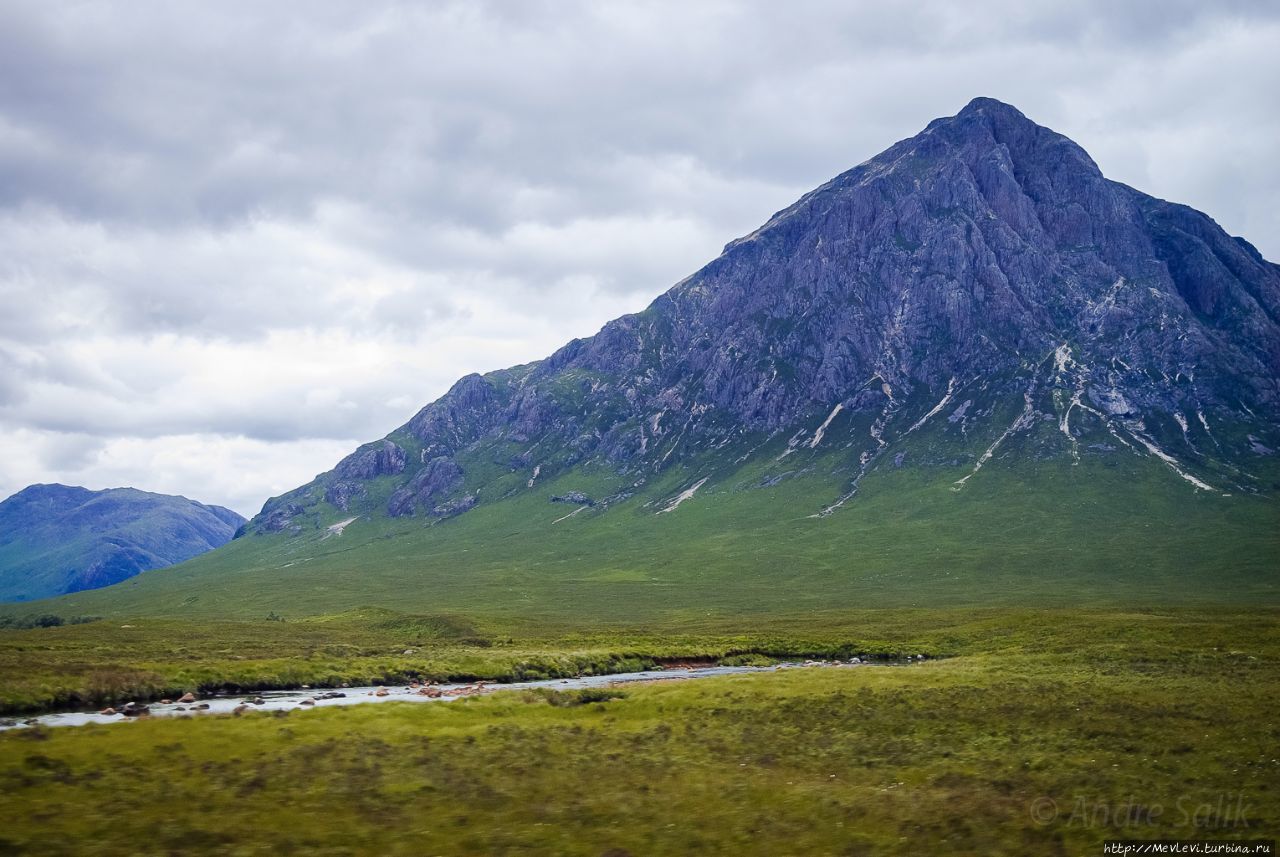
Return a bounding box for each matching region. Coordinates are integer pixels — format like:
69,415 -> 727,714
0,658 -> 920,731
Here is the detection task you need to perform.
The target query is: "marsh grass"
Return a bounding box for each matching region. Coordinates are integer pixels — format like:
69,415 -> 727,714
0,608 -> 1276,855
2,606 -> 1276,715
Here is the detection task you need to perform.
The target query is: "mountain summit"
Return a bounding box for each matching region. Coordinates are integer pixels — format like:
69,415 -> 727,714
252,97 -> 1279,535
30,99 -> 1277,620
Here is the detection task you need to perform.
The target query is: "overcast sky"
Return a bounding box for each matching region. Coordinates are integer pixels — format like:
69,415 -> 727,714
1,1 -> 1277,516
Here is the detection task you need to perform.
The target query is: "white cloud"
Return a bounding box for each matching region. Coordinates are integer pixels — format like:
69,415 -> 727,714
0,428 -> 354,517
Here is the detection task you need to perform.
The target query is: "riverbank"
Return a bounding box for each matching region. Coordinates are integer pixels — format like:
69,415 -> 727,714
1,660 -> 917,731
1,606 -> 1273,715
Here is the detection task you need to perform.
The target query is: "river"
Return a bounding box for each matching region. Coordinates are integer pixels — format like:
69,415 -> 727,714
0,658 -> 919,731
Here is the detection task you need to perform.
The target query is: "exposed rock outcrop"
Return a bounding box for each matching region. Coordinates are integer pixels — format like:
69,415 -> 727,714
386,457 -> 464,518
324,481 -> 367,513
260,503 -> 305,534
550,491 -> 594,506
334,440 -> 407,480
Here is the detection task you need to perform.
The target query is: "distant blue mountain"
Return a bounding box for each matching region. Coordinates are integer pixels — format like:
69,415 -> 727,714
0,484 -> 245,601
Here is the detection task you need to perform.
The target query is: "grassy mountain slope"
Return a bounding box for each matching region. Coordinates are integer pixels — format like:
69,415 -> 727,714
29,380 -> 1279,622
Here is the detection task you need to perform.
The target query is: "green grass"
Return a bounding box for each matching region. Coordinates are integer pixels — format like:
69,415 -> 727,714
0,605 -> 1052,714
0,604 -> 1268,715
1,608 -> 1275,856
12,445 -> 1277,625
0,613 -> 714,714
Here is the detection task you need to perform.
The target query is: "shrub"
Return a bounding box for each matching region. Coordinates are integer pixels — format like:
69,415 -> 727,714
535,688 -> 627,707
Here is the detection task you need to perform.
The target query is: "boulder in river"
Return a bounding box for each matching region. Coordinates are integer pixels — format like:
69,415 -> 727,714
178,692 -> 197,703
98,707 -> 117,716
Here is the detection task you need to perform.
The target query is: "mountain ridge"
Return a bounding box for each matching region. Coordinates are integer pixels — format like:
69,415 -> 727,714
0,483 -> 245,602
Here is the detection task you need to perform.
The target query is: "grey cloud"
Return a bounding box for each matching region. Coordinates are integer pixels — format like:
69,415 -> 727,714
3,2 -> 1275,231
0,352 -> 27,407
1,349 -> 429,442
34,431 -> 104,472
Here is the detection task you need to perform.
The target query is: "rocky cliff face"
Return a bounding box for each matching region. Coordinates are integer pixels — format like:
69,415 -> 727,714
250,98 -> 1279,534
0,485 -> 245,601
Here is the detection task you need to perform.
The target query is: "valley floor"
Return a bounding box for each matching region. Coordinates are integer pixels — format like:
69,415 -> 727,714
0,608 -> 1276,855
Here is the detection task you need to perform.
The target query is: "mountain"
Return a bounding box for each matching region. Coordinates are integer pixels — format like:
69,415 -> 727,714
17,98 -> 1280,621
252,96 -> 1278,531
0,484 -> 245,602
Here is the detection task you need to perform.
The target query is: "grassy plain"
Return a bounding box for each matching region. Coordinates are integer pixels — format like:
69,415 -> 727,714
1,608 -> 1276,856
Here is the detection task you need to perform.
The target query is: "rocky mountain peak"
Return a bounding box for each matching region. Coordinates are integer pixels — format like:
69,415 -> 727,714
247,99 -> 1279,535
949,95 -> 1103,175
